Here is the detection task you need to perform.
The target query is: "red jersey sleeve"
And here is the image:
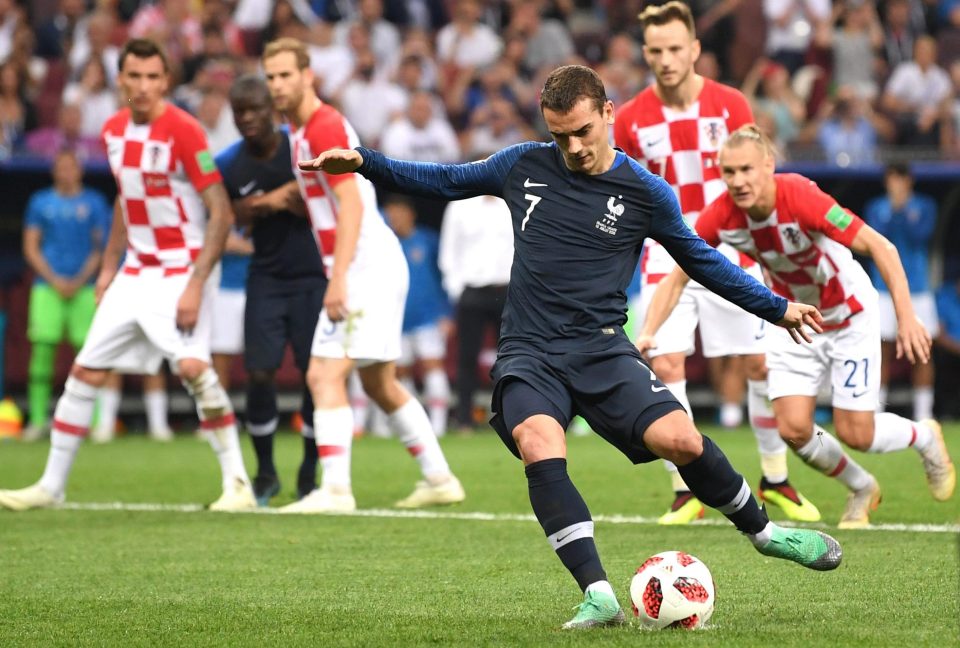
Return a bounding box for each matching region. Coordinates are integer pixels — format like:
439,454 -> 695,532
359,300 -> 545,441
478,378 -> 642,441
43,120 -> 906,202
173,112 -> 222,193
783,174 -> 864,246
306,110 -> 356,190
694,196 -> 726,247
724,87 -> 754,131
613,97 -> 642,160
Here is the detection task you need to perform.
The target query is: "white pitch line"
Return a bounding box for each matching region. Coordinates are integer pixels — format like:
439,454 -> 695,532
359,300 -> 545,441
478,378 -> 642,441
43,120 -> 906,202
57,502 -> 960,534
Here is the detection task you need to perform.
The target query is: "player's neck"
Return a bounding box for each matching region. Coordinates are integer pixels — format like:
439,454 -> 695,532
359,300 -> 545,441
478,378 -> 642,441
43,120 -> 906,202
291,94 -> 322,129
654,74 -> 704,110
247,131 -> 280,159
54,181 -> 81,196
131,99 -> 166,125
746,184 -> 777,220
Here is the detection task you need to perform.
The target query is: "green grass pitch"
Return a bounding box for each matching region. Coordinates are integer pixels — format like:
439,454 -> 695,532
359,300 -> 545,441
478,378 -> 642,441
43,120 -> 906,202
1,423 -> 957,647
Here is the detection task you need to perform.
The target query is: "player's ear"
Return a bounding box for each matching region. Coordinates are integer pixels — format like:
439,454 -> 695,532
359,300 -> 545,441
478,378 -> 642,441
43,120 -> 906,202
691,38 -> 701,62
603,100 -> 615,125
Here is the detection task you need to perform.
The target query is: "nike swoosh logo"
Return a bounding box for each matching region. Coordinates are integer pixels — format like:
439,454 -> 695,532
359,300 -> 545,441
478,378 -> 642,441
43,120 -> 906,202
524,178 -> 548,188
239,180 -> 257,196
852,390 -> 869,398
651,385 -> 668,392
645,137 -> 664,147
555,530 -> 576,542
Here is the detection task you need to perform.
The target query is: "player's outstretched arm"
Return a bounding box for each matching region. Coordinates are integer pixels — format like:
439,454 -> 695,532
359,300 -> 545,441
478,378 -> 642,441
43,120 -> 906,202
635,267 -> 690,354
776,302 -> 824,344
298,148 -> 364,175
850,224 -> 931,364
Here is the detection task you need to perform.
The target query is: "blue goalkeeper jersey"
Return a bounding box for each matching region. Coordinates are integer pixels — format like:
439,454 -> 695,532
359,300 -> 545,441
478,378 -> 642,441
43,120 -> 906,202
355,142 -> 786,354
24,187 -> 111,284
863,193 -> 936,294
398,225 -> 451,332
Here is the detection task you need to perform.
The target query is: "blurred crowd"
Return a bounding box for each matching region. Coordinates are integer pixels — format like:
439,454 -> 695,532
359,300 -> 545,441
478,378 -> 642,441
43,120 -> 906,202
1,0 -> 959,166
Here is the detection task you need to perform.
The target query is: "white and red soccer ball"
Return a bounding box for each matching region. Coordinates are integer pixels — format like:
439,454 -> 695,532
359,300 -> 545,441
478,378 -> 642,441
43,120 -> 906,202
630,550 -> 716,630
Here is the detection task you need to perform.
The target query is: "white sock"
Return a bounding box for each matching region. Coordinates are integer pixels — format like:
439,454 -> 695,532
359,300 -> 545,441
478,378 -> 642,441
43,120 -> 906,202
719,402 -> 743,428
40,377 -> 99,496
913,387 -> 933,422
748,521 -> 774,548
585,580 -> 615,599
748,380 -> 788,482
423,368 -> 450,437
877,386 -> 889,413
186,368 -> 249,489
144,388 -> 169,435
665,380 -> 692,417
95,387 -> 121,437
348,372 -> 368,434
387,397 -> 451,479
315,406 -> 354,490
870,412 -> 932,453
796,426 -> 872,491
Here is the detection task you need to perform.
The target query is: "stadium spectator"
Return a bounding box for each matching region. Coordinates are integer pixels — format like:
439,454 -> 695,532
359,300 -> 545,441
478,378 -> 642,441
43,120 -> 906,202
381,89 -> 460,163
0,39 -> 256,512
762,0 -> 831,74
306,21 -> 354,101
34,0 -> 87,60
20,149 -> 110,442
333,0 -> 401,68
438,191 -> 512,433
128,0 -> 203,65
814,0 -> 883,101
66,10 -> 120,88
196,89 -> 241,154
881,35 -> 952,148
880,0 -> 921,74
24,103 -> 105,162
0,0 -> 23,64
384,195 -> 453,437
462,95 -> 535,160
742,59 -> 805,148
337,47 -> 407,148
864,163 -> 938,421
0,60 -> 35,159
813,88 -> 893,166
436,0 -> 503,72
62,57 -> 117,139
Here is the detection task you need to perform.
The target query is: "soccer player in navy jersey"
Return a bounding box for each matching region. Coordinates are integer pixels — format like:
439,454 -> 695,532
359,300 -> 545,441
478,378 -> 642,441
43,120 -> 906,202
216,75 -> 326,504
299,65 -> 841,629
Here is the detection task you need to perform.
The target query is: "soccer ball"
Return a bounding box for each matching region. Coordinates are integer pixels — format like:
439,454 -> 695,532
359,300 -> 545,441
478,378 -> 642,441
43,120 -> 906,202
630,550 -> 715,630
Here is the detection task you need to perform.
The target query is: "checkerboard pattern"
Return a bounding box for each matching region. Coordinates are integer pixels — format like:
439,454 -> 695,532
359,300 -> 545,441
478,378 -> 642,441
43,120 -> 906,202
614,80 -> 753,282
103,105 -> 219,274
697,174 -> 868,328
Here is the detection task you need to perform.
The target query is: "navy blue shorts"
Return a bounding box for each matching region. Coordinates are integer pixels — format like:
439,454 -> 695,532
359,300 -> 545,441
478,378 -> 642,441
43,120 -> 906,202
490,339 -> 684,464
244,275 -> 325,373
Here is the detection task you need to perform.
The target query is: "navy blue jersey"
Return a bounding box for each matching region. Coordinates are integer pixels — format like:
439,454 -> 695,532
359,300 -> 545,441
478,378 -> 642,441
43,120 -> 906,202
357,142 -> 787,354
216,128 -> 324,287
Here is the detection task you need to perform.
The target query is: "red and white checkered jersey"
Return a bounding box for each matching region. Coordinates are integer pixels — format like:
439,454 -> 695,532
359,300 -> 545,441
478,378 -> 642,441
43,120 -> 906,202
696,174 -> 873,328
614,79 -> 753,283
103,103 -> 221,274
291,102 -> 395,274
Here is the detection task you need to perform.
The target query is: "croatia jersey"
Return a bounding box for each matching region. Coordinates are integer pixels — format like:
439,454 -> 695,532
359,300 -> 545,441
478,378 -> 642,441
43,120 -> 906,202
290,102 -> 397,274
102,103 -> 221,274
696,174 -> 876,328
614,79 -> 753,283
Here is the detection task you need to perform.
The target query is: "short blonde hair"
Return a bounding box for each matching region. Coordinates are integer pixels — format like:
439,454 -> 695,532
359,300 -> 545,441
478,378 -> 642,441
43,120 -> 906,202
262,37 -> 310,70
722,124 -> 780,160
638,1 -> 696,37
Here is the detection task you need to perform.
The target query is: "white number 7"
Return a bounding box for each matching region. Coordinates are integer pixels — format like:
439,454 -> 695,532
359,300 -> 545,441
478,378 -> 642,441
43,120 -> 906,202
522,193 -> 541,231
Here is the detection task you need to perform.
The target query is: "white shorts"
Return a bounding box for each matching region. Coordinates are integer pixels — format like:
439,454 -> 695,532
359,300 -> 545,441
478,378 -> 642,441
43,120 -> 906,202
641,265 -> 767,359
766,299 -> 880,411
76,268 -> 216,374
399,323 -> 447,366
210,288 -> 246,355
878,291 -> 939,341
311,246 -> 408,365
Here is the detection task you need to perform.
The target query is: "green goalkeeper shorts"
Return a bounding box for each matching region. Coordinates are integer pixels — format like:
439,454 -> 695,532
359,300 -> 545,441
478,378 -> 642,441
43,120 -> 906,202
27,283 -> 96,348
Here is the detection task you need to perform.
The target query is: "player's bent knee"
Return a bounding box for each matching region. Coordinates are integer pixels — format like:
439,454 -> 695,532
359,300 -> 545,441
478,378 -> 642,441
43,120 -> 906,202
70,365 -> 109,388
177,358 -> 208,382
744,354 -> 767,381
512,417 -> 565,463
182,367 -> 233,419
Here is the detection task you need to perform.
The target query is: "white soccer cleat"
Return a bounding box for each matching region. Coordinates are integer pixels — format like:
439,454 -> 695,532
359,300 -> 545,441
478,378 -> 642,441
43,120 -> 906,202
148,427 -> 175,442
918,419 -> 955,501
208,478 -> 257,512
395,475 -> 466,509
837,476 -> 882,529
20,423 -> 49,443
278,487 -> 356,514
0,483 -> 63,511
89,424 -> 115,444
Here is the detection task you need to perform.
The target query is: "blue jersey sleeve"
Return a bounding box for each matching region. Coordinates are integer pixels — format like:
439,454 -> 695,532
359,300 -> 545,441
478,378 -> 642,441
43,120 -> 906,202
355,142 -> 542,199
24,193 -> 43,230
638,166 -> 787,322
908,195 -> 937,245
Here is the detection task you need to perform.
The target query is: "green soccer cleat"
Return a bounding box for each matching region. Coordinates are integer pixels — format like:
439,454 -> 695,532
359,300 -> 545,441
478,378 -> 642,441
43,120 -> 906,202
657,492 -> 705,525
756,525 -> 842,571
561,590 -> 626,630
759,478 -> 822,522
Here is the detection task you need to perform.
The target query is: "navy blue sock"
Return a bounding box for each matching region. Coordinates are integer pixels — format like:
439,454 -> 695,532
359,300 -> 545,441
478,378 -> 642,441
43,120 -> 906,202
677,435 -> 768,534
0,310 -> 6,397
247,379 -> 278,476
297,385 -> 317,495
526,458 -> 607,592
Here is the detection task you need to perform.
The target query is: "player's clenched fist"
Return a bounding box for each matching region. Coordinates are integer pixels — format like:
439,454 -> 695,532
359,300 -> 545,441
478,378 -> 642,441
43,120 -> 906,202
298,148 -> 364,174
